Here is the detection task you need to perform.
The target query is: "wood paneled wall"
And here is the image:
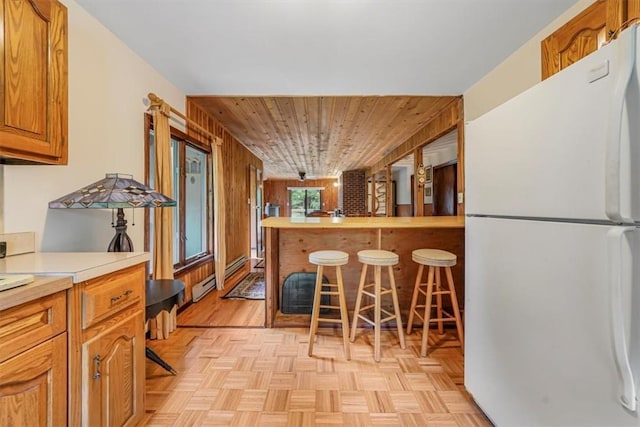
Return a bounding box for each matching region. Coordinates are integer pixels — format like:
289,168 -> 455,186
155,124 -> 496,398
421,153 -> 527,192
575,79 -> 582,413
423,204 -> 434,216
179,98 -> 262,303
396,205 -> 412,217
263,179 -> 339,216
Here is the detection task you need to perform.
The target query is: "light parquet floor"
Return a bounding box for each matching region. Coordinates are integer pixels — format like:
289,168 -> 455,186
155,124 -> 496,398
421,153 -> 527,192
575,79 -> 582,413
143,327 -> 491,426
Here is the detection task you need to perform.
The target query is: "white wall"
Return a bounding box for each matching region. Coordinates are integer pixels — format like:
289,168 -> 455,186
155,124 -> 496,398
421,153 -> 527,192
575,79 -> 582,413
423,146 -> 457,169
463,0 -> 592,120
1,0 -> 185,252
393,167 -> 411,205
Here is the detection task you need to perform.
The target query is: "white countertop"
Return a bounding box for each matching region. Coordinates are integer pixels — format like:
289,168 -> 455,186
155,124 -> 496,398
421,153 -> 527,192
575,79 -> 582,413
0,252 -> 150,283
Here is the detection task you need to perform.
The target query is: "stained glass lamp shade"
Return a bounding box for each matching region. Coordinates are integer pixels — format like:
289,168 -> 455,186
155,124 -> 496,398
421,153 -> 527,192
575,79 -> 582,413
48,173 -> 176,252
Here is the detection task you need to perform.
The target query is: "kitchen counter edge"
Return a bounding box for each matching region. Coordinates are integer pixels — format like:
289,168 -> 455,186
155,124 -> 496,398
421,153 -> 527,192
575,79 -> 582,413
0,275 -> 73,311
0,252 -> 150,283
261,216 -> 465,229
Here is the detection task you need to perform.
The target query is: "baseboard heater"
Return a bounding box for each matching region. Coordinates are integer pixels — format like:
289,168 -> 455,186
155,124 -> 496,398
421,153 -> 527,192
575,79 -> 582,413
224,255 -> 248,279
191,254 -> 248,302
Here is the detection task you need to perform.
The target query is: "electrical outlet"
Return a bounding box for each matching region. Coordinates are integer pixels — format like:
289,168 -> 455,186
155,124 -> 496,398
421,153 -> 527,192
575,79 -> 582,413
457,192 -> 464,204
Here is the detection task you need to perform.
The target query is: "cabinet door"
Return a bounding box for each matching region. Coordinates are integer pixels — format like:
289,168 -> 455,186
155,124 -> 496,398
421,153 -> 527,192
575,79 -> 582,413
0,0 -> 68,164
631,1 -> 640,21
83,312 -> 145,427
541,0 -> 623,80
0,333 -> 67,427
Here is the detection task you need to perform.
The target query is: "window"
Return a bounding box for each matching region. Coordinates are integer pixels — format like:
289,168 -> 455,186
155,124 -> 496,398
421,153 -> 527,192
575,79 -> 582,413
184,146 -> 208,259
289,188 -> 322,217
146,115 -> 212,271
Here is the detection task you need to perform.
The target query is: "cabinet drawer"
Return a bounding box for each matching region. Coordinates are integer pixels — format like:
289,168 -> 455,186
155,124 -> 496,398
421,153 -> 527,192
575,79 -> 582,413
82,266 -> 144,329
0,290 -> 66,363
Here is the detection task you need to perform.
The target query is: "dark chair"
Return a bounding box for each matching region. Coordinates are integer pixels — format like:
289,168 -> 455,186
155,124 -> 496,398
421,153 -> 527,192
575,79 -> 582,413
306,210 -> 331,217
145,279 -> 185,375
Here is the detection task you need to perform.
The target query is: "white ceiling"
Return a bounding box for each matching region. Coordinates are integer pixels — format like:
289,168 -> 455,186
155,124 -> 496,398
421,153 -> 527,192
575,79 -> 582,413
74,0 -> 576,96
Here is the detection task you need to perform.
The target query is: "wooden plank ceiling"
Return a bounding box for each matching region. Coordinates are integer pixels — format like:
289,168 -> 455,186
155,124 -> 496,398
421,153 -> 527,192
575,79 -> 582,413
189,96 -> 457,179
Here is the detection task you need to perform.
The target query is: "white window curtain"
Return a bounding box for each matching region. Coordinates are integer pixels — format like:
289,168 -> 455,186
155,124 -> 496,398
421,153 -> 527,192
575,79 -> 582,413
212,137 -> 227,290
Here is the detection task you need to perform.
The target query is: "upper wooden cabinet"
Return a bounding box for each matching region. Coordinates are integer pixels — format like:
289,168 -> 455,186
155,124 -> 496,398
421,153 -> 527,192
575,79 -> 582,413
541,0 -> 627,80
631,1 -> 640,20
0,0 -> 68,164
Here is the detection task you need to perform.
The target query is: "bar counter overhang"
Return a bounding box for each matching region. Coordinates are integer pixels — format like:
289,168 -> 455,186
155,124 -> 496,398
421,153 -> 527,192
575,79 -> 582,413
261,216 -> 465,328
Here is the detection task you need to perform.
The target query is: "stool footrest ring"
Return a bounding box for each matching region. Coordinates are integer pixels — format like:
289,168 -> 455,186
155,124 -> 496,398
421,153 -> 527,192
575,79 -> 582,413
317,318 -> 343,324
429,318 -> 458,323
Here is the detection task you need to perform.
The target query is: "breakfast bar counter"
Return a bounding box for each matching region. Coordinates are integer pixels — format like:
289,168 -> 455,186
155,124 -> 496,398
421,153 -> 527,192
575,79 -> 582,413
261,216 -> 464,229
261,216 -> 465,327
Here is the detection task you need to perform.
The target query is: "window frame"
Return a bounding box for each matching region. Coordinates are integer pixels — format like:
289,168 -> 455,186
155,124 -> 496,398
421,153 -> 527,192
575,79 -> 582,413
288,187 -> 323,217
144,114 -> 214,275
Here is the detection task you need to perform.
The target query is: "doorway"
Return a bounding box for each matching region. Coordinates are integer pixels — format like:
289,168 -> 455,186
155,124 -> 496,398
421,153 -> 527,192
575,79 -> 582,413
432,161 -> 457,216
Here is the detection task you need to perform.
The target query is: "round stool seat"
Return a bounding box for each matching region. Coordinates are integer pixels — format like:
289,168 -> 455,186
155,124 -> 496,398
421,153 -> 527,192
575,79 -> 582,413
412,249 -> 456,267
358,249 -> 399,266
309,250 -> 349,266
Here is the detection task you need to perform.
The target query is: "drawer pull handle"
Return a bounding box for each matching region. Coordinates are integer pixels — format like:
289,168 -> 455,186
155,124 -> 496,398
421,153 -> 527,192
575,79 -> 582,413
93,355 -> 101,380
110,289 -> 133,305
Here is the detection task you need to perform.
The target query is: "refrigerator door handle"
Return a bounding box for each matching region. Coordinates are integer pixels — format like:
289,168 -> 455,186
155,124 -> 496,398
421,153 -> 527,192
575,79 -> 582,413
608,227 -> 637,411
606,25 -> 636,224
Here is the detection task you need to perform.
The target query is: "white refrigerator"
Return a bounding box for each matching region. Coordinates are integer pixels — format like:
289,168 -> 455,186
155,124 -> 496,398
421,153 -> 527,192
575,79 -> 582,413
465,25 -> 640,426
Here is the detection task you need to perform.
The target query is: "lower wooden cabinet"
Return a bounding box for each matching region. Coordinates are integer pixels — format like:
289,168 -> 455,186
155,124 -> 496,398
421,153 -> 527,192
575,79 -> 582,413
0,285 -> 69,427
0,264 -> 146,427
0,333 -> 67,426
69,263 -> 146,427
82,311 -> 145,427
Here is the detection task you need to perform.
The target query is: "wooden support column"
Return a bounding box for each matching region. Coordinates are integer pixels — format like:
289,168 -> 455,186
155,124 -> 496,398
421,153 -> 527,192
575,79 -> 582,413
265,227 -> 279,328
386,165 -> 393,217
414,147 -> 424,216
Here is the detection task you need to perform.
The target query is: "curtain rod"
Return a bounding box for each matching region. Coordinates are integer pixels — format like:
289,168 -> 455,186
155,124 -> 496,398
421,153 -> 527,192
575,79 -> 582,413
147,92 -> 220,144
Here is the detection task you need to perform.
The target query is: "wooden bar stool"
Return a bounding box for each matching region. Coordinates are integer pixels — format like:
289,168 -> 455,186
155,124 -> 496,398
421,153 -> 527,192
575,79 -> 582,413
308,250 -> 351,360
350,249 -> 405,362
406,249 -> 464,356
